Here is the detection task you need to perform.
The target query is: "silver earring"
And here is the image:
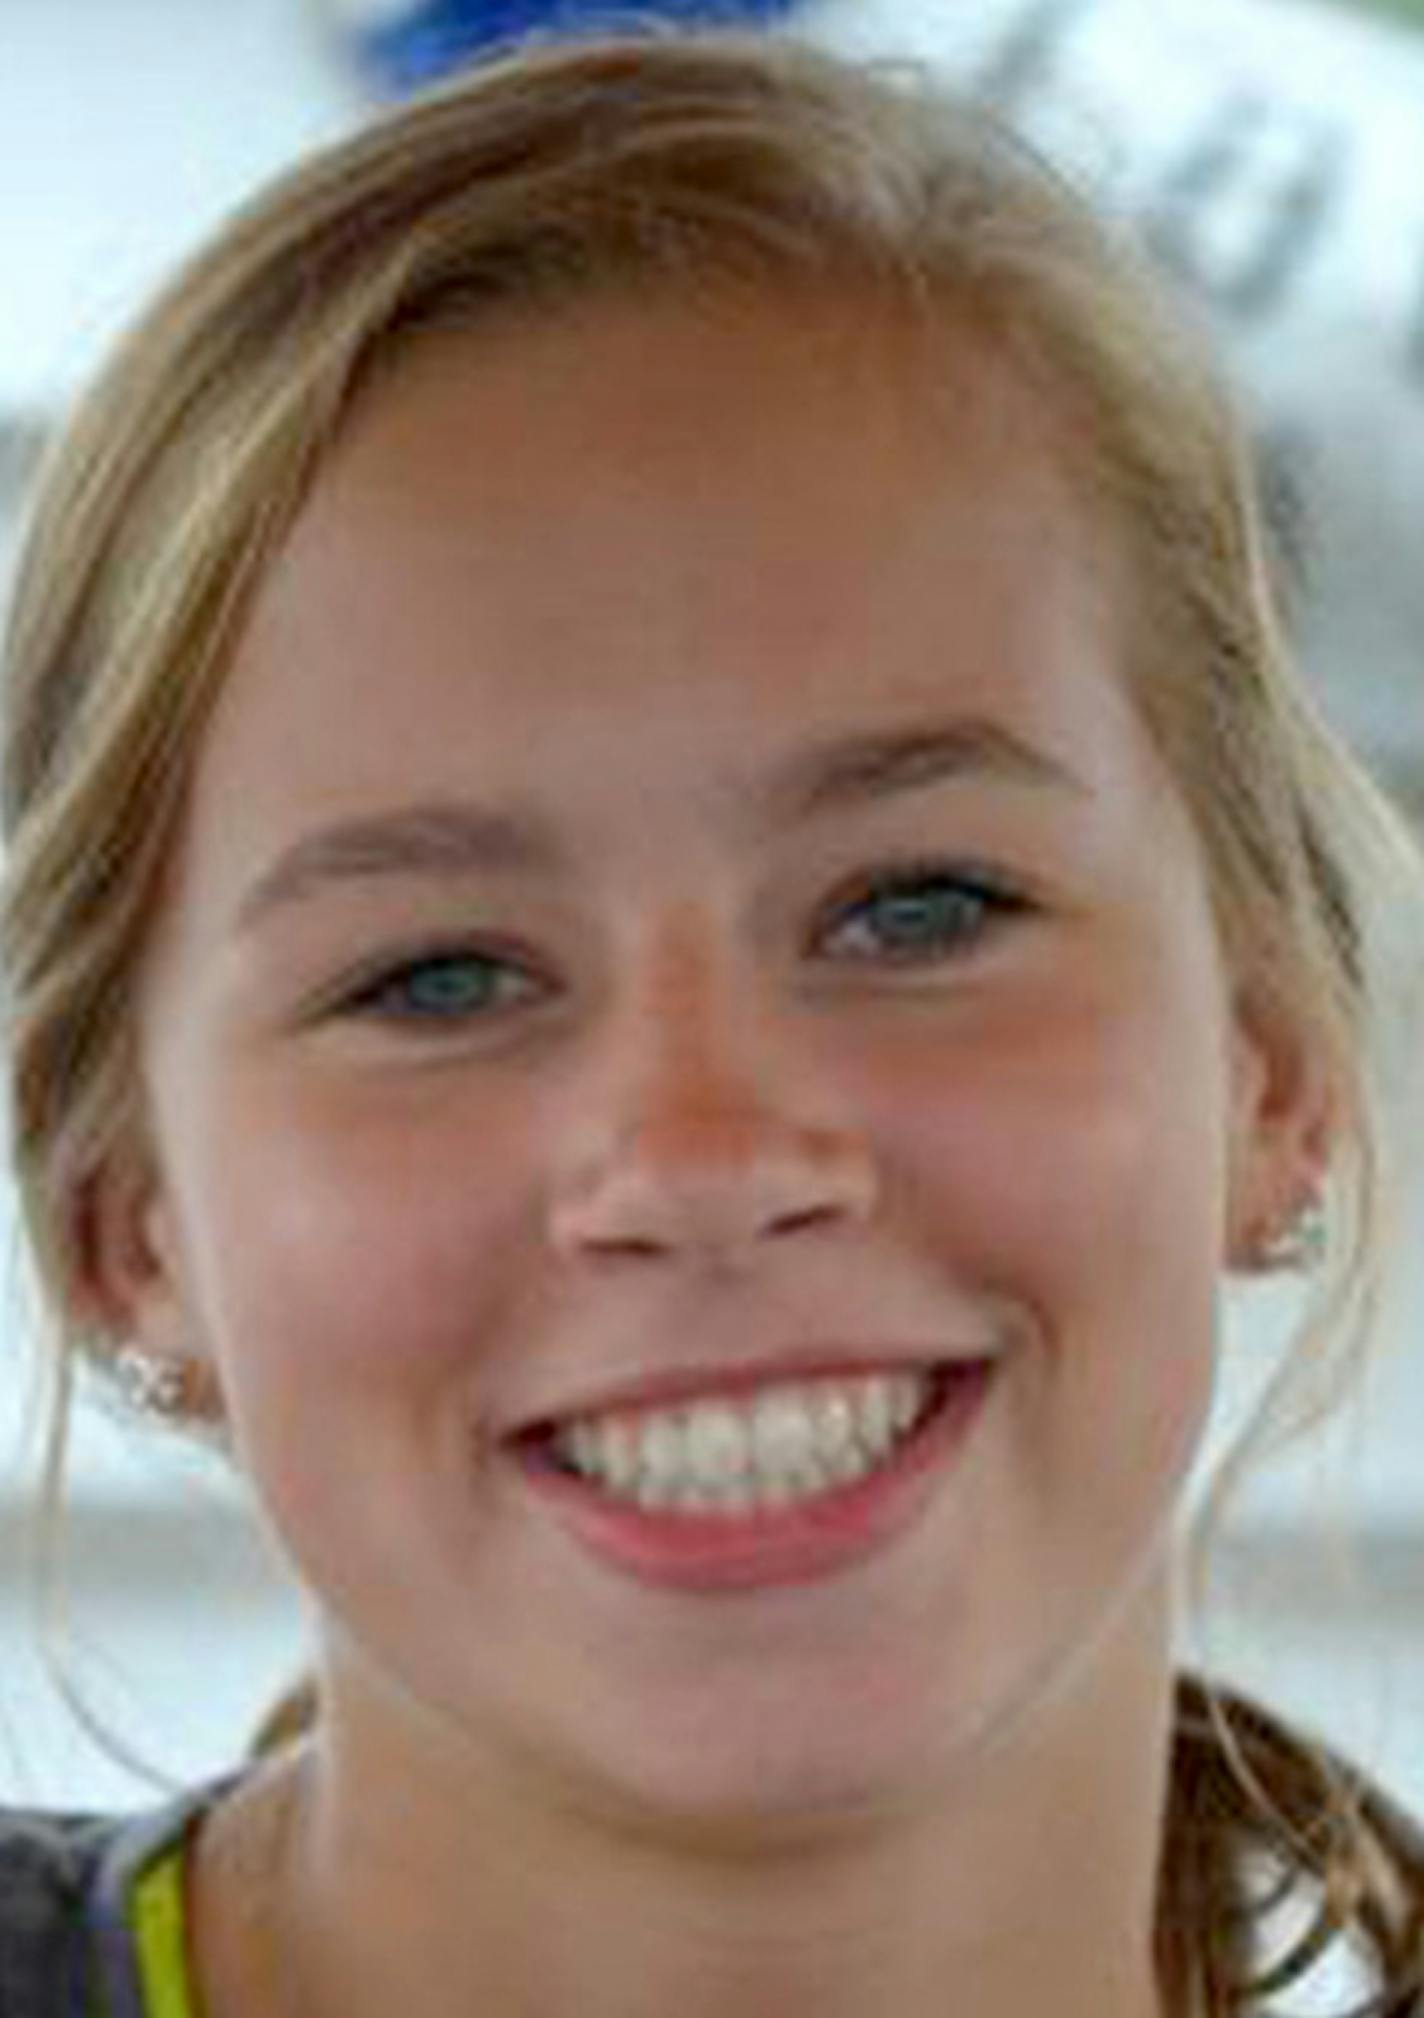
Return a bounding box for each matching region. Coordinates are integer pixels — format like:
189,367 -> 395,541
1252,1197 -> 1328,1273
113,1345 -> 189,1418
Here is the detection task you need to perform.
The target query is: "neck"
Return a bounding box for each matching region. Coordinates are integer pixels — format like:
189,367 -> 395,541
193,1598 -> 1178,2018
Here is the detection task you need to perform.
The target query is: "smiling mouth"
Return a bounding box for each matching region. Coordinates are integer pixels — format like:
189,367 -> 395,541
511,1359 -> 997,1593
515,1360 -> 987,1518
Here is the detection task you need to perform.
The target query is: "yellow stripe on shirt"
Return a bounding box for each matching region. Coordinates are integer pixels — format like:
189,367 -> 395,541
129,1843 -> 196,2018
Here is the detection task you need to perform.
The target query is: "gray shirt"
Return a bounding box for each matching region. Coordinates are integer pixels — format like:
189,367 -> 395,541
0,1785 -> 217,2018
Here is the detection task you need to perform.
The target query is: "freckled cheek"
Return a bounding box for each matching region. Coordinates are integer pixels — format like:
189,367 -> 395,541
172,1073 -> 534,1399
855,1011 -> 1227,1364
857,1013 -> 1223,1533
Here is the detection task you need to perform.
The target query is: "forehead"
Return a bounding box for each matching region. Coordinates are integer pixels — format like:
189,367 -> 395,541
189,289 -> 1160,865
326,286 -> 1090,554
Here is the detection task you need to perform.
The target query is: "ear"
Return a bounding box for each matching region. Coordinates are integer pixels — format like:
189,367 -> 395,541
1223,980 -> 1337,1272
69,1145 -> 193,1359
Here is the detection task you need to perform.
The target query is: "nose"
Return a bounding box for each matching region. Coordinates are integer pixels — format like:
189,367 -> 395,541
546,956 -> 878,1271
550,1103 -> 878,1267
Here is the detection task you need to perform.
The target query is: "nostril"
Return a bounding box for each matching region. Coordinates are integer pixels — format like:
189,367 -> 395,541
548,1126 -> 878,1263
589,1235 -> 665,1260
768,1204 -> 839,1238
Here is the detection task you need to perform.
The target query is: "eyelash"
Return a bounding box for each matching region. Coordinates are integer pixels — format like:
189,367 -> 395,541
329,861 -> 1034,1029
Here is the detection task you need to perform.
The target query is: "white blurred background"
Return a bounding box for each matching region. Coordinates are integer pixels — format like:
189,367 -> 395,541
0,0 -> 1421,1816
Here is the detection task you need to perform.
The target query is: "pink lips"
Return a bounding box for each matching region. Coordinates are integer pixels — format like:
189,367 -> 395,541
513,1359 -> 997,1594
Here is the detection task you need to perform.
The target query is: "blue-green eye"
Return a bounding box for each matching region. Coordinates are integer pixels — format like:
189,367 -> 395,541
341,947 -> 535,1024
818,864 -> 1030,964
332,864 -> 1027,1033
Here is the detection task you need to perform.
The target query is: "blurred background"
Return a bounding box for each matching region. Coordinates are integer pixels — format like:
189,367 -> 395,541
0,0 -> 1421,1816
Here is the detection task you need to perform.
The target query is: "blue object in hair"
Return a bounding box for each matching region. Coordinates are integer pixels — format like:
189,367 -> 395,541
343,0 -> 804,97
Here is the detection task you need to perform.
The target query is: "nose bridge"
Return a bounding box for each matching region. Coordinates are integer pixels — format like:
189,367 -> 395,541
623,906 -> 771,1113
547,906 -> 877,1263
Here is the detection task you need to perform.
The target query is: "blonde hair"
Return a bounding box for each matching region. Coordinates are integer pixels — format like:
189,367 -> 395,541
2,29 -> 1421,2012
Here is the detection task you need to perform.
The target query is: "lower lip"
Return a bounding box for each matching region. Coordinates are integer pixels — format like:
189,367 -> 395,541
513,1362 -> 997,1594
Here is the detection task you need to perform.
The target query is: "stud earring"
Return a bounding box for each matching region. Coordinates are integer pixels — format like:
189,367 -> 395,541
112,1344 -> 191,1419
1250,1195 -> 1328,1273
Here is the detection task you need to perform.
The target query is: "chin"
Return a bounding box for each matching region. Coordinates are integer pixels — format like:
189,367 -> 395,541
531,1674 -> 985,1844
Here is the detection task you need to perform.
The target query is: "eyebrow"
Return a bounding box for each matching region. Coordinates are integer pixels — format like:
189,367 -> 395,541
236,717 -> 1086,929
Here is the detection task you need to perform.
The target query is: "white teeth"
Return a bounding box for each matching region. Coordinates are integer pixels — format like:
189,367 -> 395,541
595,1416 -> 641,1491
810,1386 -> 858,1463
639,1414 -> 684,1487
855,1379 -> 894,1449
549,1369 -> 937,1514
682,1402 -> 751,1487
890,1375 -> 922,1434
749,1389 -> 820,1479
566,1422 -> 599,1475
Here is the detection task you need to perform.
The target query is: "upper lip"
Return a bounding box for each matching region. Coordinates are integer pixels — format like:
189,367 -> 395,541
501,1341 -> 998,1440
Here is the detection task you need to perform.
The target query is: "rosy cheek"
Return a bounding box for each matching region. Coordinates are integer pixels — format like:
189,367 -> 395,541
852,991 -> 1225,1329
854,1002 -> 1221,1531
175,1070 -> 532,1390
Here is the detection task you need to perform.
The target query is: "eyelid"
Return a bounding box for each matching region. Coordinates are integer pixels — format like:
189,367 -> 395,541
826,854 -> 1033,901
808,854 -> 1036,940
311,855 -> 1037,1031
312,933 -> 548,1024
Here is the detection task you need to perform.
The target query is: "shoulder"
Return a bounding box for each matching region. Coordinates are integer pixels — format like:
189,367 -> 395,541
0,1806 -> 121,2017
0,1783 -> 231,2018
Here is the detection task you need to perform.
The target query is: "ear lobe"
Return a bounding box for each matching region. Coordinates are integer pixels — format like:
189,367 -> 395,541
70,1152 -> 191,1356
1223,983 -> 1337,1271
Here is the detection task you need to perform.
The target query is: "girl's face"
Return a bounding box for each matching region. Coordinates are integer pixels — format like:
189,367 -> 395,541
106,295 -> 1299,1826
